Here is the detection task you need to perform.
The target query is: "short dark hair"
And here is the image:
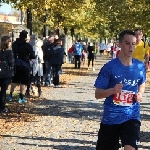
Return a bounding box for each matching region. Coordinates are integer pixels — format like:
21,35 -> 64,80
134,28 -> 142,32
19,30 -> 28,39
48,35 -> 54,39
54,38 -> 62,45
78,39 -> 81,42
0,36 -> 10,51
119,30 -> 135,42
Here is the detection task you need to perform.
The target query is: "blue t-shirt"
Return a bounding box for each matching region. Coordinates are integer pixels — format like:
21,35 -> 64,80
74,43 -> 83,56
94,58 -> 146,125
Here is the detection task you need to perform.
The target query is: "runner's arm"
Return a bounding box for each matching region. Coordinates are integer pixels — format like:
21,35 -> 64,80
95,88 -> 114,99
138,82 -> 145,94
134,82 -> 145,103
95,84 -> 123,99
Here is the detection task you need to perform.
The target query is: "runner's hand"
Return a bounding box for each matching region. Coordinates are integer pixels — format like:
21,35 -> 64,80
134,92 -> 142,103
113,84 -> 123,94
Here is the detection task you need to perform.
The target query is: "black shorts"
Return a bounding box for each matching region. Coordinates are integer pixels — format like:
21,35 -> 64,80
96,119 -> 141,150
12,66 -> 30,85
100,50 -> 104,53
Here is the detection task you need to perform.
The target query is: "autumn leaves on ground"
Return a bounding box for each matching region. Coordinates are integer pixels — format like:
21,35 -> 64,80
1,64 -> 150,139
0,63 -> 89,139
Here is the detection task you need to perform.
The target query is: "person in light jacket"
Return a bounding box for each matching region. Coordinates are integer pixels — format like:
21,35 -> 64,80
32,39 -> 44,97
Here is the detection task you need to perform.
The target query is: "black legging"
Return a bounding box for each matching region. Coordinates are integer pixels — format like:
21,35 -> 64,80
26,73 -> 41,94
0,78 -> 11,110
74,55 -> 81,69
88,55 -> 94,67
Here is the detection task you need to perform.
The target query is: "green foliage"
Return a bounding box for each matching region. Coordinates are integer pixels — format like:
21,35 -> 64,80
5,0 -> 150,39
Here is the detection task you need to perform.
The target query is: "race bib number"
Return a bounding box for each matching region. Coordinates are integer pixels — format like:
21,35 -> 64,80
113,90 -> 135,106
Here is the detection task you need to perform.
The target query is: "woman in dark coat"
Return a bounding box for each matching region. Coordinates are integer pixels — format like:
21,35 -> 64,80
0,36 -> 14,113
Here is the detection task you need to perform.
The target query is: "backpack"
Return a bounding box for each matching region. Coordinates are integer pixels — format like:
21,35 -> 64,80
0,51 -> 11,76
74,43 -> 82,55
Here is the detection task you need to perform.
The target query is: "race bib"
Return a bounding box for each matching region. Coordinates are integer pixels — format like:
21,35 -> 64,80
113,90 -> 135,106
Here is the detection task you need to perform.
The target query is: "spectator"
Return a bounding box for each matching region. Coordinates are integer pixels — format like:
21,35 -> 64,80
51,39 -> 64,88
8,30 -> 35,104
0,36 -> 14,113
43,35 -> 54,86
41,37 -> 47,85
87,42 -> 95,71
68,44 -> 74,64
32,39 -> 44,97
73,39 -> 83,69
26,34 -> 37,96
106,41 -> 113,57
82,42 -> 87,66
93,42 -> 98,60
99,43 -> 106,58
112,40 -> 121,59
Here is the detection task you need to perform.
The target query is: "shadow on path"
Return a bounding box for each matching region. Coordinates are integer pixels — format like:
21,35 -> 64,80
1,135 -> 96,149
30,99 -> 103,121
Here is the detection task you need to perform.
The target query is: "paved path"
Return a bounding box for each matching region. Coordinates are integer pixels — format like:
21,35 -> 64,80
0,56 -> 150,150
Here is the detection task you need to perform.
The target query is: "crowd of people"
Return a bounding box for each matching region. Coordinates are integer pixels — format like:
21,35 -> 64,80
0,30 -> 66,113
0,29 -> 104,113
68,40 -> 97,71
67,39 -> 122,71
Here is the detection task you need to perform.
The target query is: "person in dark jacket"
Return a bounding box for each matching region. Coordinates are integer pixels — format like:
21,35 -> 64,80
51,39 -> 64,88
43,35 -> 54,86
73,39 -> 83,69
87,42 -> 95,71
0,36 -> 14,113
8,30 -> 35,104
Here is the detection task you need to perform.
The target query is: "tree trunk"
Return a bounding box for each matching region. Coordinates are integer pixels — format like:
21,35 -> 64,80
27,8 -> 32,35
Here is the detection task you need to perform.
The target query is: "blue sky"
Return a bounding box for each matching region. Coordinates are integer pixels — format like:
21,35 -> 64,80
0,3 -> 16,14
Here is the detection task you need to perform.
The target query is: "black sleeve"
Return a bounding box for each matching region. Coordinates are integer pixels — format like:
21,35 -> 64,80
87,46 -> 89,52
8,50 -> 14,67
27,43 -> 35,59
43,43 -> 47,59
12,42 -> 17,58
62,48 -> 65,57
64,51 -> 67,55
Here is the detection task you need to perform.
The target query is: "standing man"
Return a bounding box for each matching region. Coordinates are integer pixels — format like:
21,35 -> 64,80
133,28 -> 149,69
43,35 -> 54,86
73,39 -> 83,69
94,30 -> 146,150
8,30 -> 35,103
